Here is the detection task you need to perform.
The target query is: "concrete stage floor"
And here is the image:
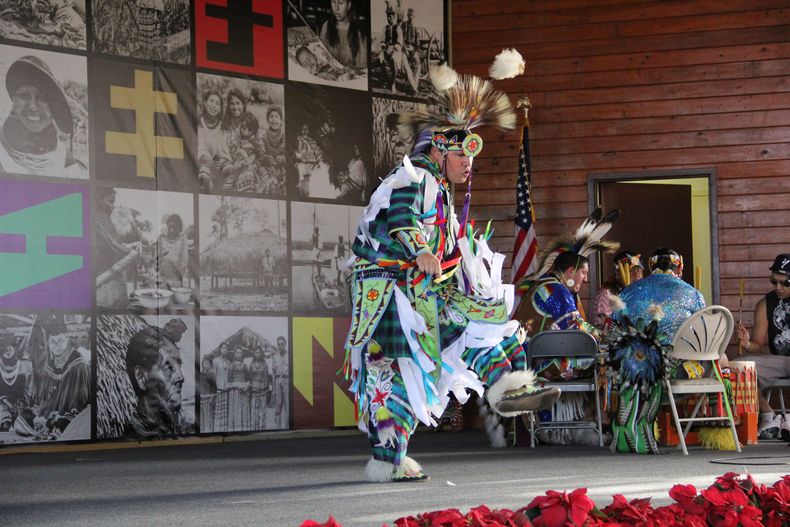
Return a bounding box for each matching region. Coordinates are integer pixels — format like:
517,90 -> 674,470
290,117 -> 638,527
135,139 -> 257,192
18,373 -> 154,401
1,431 -> 788,526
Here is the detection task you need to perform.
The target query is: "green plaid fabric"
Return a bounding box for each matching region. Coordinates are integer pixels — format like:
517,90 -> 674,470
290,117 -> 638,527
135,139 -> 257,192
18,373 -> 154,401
351,154 -> 444,265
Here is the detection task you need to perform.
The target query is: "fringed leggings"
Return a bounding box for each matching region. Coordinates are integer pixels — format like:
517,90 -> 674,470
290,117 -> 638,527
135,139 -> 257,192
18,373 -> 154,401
367,333 -> 526,466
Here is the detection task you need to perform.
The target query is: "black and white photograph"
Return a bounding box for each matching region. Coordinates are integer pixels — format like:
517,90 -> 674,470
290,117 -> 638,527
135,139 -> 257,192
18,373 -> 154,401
286,0 -> 369,91
199,195 -> 288,312
0,45 -> 88,178
0,313 -> 91,444
197,73 -> 286,197
0,0 -> 86,50
370,0 -> 446,100
96,314 -> 195,439
290,201 -> 360,313
199,316 -> 289,433
285,82 -> 373,203
95,188 -> 196,311
372,96 -> 426,177
91,0 -> 190,63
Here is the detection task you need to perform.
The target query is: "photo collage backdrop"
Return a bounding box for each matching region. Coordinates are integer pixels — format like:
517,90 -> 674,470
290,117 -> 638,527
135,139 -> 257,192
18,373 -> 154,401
0,0 -> 447,445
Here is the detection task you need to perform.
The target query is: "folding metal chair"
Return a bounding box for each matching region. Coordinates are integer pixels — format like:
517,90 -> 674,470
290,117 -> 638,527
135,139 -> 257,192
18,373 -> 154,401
765,379 -> 790,420
665,305 -> 742,455
527,329 -> 604,447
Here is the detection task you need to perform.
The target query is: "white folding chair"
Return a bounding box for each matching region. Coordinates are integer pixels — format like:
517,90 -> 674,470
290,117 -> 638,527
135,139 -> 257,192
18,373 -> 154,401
665,305 -> 742,455
527,329 -> 604,448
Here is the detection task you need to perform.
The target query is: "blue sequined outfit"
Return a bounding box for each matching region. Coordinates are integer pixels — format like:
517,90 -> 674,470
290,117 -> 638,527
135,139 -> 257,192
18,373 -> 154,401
616,273 -> 705,344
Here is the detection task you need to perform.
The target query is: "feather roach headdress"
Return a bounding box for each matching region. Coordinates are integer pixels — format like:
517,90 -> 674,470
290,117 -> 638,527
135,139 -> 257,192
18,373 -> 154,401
521,208 -> 621,284
400,50 -> 523,158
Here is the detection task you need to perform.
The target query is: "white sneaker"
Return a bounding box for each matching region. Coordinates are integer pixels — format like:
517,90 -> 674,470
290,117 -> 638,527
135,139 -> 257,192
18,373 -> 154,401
758,414 -> 782,440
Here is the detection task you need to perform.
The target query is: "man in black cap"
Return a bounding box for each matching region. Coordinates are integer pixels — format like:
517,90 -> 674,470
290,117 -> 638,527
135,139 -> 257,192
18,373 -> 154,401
737,253 -> 790,440
0,54 -> 84,177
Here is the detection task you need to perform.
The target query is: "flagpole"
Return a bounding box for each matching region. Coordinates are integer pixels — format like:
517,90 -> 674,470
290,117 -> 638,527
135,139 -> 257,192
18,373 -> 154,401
510,96 -> 538,287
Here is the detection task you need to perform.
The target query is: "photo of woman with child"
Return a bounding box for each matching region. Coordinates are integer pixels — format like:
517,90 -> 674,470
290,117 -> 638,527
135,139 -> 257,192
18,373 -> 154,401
197,74 -> 286,198
286,0 -> 370,91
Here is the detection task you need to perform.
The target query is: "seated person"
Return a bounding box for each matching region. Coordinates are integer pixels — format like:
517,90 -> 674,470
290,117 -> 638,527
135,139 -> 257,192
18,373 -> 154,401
515,250 -> 598,337
591,250 -> 644,332
514,210 -> 618,444
737,253 -> 790,440
615,247 -> 705,346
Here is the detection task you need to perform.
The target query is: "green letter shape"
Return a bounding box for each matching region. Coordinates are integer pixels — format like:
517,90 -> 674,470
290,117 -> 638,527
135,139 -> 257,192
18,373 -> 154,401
0,193 -> 83,296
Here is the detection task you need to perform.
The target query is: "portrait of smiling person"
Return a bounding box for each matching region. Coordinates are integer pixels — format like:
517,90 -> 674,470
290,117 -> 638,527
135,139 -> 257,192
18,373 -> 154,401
0,46 -> 88,178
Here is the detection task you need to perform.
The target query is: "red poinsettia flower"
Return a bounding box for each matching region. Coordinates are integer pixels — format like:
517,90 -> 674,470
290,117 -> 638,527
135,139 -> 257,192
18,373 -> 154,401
654,503 -> 708,527
300,516 -> 343,527
703,486 -> 765,527
669,484 -> 707,516
601,494 -> 659,525
714,472 -> 743,491
395,508 -> 467,527
523,488 -> 595,527
465,505 -> 513,527
761,481 -> 790,527
711,504 -> 763,527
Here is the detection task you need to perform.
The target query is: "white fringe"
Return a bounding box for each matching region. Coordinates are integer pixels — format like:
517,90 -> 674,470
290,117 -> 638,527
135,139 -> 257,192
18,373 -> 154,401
477,396 -> 507,448
485,370 -> 537,409
400,456 -> 422,473
365,458 -> 394,482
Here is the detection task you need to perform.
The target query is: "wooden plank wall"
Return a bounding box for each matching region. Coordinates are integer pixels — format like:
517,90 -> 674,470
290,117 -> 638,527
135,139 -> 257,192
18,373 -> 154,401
451,0 -> 790,326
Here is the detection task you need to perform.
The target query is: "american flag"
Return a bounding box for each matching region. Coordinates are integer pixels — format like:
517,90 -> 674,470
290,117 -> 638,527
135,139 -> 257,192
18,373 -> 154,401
511,126 -> 538,284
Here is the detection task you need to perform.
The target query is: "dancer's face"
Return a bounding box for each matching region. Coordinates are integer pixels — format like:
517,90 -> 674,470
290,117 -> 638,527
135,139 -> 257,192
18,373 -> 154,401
444,150 -> 473,184
566,263 -> 589,293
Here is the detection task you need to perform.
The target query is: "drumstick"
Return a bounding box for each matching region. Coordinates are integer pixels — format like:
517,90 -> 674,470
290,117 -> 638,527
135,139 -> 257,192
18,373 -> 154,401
737,278 -> 745,355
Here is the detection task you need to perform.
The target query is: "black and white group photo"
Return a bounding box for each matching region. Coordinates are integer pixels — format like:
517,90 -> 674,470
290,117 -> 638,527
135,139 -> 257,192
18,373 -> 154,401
370,0 -> 445,100
95,187 -> 196,311
286,0 -> 370,91
0,45 -> 88,178
197,73 -> 286,197
199,316 -> 289,432
96,314 -> 195,439
0,0 -> 87,49
91,0 -> 190,63
198,195 -> 288,312
285,82 -> 373,203
0,313 -> 91,444
290,201 -> 360,313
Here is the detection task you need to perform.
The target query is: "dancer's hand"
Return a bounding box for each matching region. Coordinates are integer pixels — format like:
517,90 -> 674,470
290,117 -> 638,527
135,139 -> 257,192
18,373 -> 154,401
416,252 -> 441,276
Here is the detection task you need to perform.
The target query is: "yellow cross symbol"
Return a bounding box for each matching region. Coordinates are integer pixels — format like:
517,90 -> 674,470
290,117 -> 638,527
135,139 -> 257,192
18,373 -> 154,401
105,70 -> 184,178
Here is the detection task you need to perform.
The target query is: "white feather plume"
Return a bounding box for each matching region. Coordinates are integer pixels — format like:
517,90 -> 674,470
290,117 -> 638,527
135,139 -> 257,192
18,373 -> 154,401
489,48 -> 525,80
430,63 -> 459,91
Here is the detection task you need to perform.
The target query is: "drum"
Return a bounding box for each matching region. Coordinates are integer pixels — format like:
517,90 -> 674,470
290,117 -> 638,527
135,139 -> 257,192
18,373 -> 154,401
727,361 -> 758,417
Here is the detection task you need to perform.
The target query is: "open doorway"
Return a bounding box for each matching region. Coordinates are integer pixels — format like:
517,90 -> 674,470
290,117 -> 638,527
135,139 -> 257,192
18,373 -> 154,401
588,168 -> 720,304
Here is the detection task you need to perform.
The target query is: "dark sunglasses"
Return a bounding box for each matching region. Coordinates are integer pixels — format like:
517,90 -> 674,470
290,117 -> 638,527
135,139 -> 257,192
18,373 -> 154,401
769,277 -> 790,287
